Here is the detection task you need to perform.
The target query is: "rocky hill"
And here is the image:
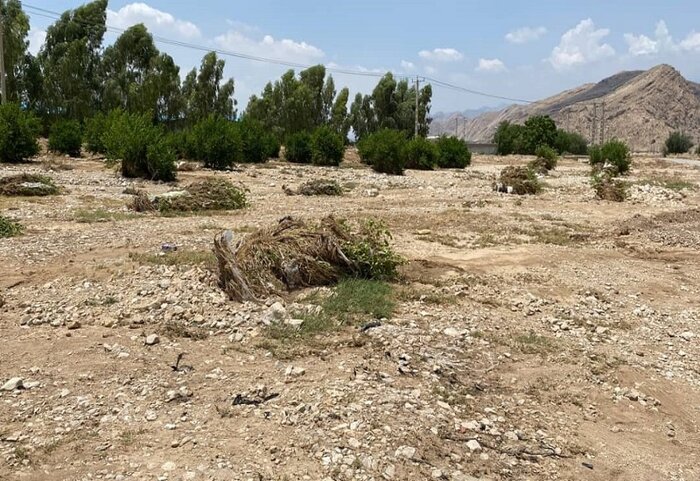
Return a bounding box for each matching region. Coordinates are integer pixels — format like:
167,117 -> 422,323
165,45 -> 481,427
432,65 -> 700,151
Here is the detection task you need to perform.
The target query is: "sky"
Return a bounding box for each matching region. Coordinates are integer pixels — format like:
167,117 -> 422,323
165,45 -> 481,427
23,0 -> 700,113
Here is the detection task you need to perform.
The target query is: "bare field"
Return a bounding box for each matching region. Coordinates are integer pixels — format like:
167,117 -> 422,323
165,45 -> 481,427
1,150 -> 700,481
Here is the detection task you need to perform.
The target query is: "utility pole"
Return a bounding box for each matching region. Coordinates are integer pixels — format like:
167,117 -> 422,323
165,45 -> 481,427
600,101 -> 606,144
0,5 -> 6,105
414,76 -> 420,137
455,117 -> 458,137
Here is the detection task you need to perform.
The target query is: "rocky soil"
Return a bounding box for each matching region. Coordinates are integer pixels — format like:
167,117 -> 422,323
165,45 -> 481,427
1,150 -> 700,481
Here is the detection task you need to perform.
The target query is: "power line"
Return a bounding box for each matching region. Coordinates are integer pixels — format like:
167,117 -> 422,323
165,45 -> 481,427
23,3 -> 534,104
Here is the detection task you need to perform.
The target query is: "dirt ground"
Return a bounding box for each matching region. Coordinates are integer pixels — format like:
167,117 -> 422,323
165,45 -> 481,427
1,149 -> 700,481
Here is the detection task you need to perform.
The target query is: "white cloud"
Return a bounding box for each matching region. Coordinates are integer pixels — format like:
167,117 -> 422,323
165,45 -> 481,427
425,66 -> 437,75
680,32 -> 700,51
548,19 -> 615,70
418,48 -> 463,62
505,26 -> 547,44
215,30 -> 324,64
107,3 -> 201,39
401,60 -> 416,71
476,58 -> 507,73
28,28 -> 46,55
624,20 -> 677,56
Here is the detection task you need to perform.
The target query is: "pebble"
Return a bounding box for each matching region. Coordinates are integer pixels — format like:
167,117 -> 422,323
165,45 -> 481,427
145,334 -> 160,346
1,377 -> 24,391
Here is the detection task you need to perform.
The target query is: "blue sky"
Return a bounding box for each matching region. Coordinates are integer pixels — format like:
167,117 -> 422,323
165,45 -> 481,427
24,1 -> 700,112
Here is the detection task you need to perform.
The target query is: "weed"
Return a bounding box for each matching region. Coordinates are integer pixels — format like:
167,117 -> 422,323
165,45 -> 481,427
159,321 -> 208,340
129,250 -> 216,269
73,208 -> 139,223
0,215 -> 23,238
513,332 -> 557,355
637,177 -> 696,192
0,173 -> 59,196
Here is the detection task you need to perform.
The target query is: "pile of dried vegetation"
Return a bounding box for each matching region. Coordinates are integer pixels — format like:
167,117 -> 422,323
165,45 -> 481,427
494,166 -> 542,195
130,178 -> 247,213
282,179 -> 343,196
0,173 -> 60,196
214,216 -> 403,301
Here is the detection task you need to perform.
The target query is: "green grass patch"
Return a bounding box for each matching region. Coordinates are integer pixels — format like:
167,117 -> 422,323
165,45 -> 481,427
637,177 -> 696,192
73,208 -> 140,223
265,279 -> 395,346
129,250 -> 216,268
513,331 -> 557,355
0,215 -> 23,238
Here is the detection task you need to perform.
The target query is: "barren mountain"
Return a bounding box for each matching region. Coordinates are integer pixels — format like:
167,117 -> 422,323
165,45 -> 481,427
433,65 -> 700,151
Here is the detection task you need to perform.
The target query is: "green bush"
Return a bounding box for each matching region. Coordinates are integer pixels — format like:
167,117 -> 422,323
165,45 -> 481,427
663,131 -> 694,156
0,215 -> 23,238
496,166 -> 541,195
554,130 -> 588,155
592,173 -> 627,202
49,119 -> 82,157
285,131 -> 312,164
263,134 -> 281,159
236,119 -> 269,164
0,103 -> 40,163
358,129 -> 406,175
494,121 -> 524,155
403,137 -> 438,170
164,130 -> 192,160
311,125 -> 345,166
189,115 -> 240,169
342,218 -> 405,280
494,116 -> 558,155
84,113 -> 108,154
534,145 -> 558,170
436,136 -> 471,168
102,109 -> 176,181
589,139 -> 631,175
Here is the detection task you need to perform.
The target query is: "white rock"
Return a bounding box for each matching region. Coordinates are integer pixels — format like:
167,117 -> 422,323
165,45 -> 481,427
443,327 -> 465,337
1,377 -> 23,391
466,439 -> 481,452
394,445 -> 416,460
161,461 -> 176,471
145,334 -> 160,346
285,366 -> 306,378
262,302 -> 287,325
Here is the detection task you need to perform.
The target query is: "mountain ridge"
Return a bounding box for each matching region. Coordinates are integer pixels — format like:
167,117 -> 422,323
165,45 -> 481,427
431,65 -> 700,151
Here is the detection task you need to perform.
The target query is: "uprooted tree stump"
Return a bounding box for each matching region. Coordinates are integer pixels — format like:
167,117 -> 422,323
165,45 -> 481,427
0,174 -> 60,196
214,216 -> 403,302
282,179 -> 343,196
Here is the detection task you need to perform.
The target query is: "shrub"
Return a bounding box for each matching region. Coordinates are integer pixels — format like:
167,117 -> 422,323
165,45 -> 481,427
0,103 -> 40,163
592,173 -> 627,202
436,136 -> 471,168
554,130 -> 588,155
495,166 -> 541,195
285,131 -> 312,164
165,130 -> 192,160
189,115 -> 240,169
84,113 -> 108,154
534,145 -> 558,170
0,215 -> 23,238
155,178 -> 247,213
49,119 -> 82,157
263,134 -> 281,159
284,179 -> 343,196
358,129 -> 406,175
663,131 -> 694,156
522,115 -> 557,154
311,125 -> 345,166
103,110 -> 176,181
402,137 -> 438,170
342,218 -> 405,280
237,118 -> 270,164
589,139 -> 631,175
0,174 -> 59,196
494,121 -> 524,156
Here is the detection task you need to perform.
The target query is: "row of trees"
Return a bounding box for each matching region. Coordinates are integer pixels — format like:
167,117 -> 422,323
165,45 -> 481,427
1,0 -> 235,125
1,0 -> 433,141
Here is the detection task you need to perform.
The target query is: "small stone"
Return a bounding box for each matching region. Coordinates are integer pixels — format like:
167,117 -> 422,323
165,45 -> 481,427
679,331 -> 694,341
443,327 -> 465,337
1,377 -> 23,391
262,302 -> 287,325
466,439 -> 482,452
145,410 -> 158,421
145,334 -> 160,346
394,445 -> 416,460
67,321 -> 81,330
285,366 -> 306,378
285,318 -> 305,328
161,461 -> 176,471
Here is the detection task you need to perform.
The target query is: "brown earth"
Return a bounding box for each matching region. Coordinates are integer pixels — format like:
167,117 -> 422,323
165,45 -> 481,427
1,149 -> 700,481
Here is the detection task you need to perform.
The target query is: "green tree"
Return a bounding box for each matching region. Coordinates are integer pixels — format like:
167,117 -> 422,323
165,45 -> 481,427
522,115 -> 557,153
38,0 -> 108,121
330,87 -> 350,140
182,52 -> 236,122
143,53 -> 183,123
100,24 -> 159,113
0,0 -> 30,103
